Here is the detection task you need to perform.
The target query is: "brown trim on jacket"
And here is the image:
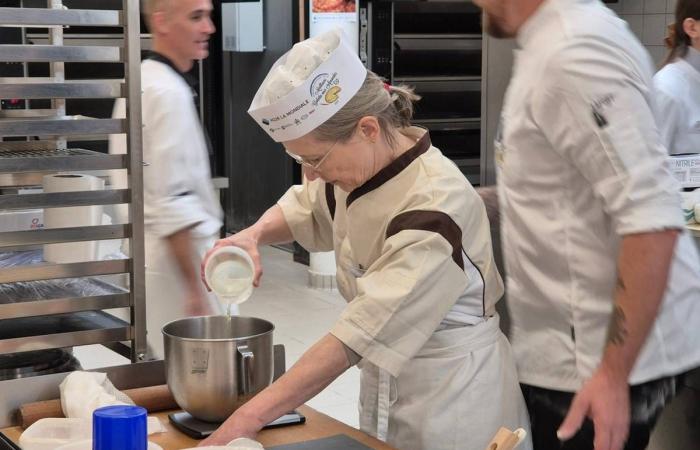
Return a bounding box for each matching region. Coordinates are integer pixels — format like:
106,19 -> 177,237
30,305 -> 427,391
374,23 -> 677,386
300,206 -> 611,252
325,183 -> 336,221
386,210 -> 464,271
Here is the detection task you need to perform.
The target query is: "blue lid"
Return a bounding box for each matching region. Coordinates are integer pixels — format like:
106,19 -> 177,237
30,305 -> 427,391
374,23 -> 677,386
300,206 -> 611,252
93,405 -> 147,450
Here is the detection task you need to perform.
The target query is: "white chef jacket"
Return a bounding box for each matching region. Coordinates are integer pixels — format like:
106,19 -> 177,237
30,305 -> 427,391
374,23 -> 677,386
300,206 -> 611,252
653,50 -> 700,155
110,58 -> 224,357
278,128 -> 532,450
498,0 -> 700,392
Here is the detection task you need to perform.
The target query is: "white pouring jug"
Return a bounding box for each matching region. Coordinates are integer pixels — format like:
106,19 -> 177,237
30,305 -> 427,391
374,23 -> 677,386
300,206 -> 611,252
204,246 -> 255,315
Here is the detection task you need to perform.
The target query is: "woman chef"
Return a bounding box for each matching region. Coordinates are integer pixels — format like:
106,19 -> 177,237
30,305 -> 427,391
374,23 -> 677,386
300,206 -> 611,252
653,0 -> 700,155
199,30 -> 532,450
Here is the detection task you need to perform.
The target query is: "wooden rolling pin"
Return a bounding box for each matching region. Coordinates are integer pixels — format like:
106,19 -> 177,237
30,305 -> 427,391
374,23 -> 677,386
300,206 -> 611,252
18,384 -> 178,429
485,427 -> 527,450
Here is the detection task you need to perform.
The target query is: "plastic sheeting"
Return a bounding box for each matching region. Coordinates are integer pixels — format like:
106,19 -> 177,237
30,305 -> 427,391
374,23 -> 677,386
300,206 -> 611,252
0,250 -> 128,303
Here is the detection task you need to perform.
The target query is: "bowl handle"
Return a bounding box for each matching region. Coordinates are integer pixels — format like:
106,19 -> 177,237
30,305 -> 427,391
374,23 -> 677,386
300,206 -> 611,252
237,345 -> 255,394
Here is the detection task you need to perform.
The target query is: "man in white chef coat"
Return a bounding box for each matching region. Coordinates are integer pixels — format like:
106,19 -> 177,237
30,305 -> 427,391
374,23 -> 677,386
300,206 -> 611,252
472,1 -> 700,450
110,0 -> 224,358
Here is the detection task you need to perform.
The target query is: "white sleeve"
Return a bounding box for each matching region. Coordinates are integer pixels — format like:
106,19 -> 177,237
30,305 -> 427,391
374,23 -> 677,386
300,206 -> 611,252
142,87 -> 211,238
652,78 -> 681,154
531,39 -> 684,235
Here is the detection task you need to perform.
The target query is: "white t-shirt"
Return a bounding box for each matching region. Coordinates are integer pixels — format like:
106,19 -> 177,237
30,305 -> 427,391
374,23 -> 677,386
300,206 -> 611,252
653,50 -> 700,155
498,0 -> 700,391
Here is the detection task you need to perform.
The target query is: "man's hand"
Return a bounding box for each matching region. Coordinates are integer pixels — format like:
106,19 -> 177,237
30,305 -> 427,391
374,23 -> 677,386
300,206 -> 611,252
184,291 -> 214,317
557,365 -> 630,450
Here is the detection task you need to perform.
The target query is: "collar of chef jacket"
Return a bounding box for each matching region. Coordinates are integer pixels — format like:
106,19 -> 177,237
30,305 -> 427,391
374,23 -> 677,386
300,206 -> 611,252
145,51 -> 214,156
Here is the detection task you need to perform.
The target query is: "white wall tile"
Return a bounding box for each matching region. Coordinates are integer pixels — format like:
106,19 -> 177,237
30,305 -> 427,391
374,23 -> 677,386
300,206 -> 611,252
643,13 -> 669,45
644,0 -> 667,14
646,45 -> 669,67
607,0 -> 624,14
623,0 -> 645,14
666,13 -> 676,27
667,0 -> 678,13
625,14 -> 645,40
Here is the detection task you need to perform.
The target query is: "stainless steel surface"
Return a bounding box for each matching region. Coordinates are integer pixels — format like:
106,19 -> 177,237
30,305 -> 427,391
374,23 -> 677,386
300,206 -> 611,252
0,311 -> 130,355
0,109 -> 58,119
0,225 -> 130,248
163,316 -> 275,422
0,294 -> 130,321
0,148 -> 125,174
0,45 -> 122,63
0,81 -> 123,99
0,117 -> 125,137
0,190 -> 130,210
0,7 -> 121,27
394,36 -> 482,51
0,259 -> 130,284
0,140 -> 58,151
0,360 -> 166,428
124,0 -> 147,361
0,0 -> 146,381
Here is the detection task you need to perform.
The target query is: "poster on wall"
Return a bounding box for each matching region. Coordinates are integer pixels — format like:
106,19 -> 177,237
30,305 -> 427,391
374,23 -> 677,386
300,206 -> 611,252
309,0 -> 359,54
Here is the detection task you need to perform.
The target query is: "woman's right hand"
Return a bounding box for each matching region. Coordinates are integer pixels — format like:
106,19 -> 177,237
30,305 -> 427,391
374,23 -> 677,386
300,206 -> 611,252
201,231 -> 264,290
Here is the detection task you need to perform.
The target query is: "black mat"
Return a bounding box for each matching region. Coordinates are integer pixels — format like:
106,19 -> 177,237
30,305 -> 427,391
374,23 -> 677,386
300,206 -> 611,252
0,431 -> 21,450
268,434 -> 374,450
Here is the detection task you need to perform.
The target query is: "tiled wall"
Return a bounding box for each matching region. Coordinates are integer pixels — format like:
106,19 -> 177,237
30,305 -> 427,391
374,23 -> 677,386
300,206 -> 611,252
607,0 -> 678,67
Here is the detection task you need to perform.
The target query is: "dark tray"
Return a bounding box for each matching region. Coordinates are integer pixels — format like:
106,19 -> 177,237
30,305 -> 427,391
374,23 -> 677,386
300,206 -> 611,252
268,434 -> 373,450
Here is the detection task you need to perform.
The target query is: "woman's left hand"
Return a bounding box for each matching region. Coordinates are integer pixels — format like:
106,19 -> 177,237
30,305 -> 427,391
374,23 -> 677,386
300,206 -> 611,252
197,412 -> 261,446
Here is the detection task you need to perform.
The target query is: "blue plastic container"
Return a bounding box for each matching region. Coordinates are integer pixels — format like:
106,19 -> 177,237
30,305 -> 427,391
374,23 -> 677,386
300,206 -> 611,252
92,405 -> 147,450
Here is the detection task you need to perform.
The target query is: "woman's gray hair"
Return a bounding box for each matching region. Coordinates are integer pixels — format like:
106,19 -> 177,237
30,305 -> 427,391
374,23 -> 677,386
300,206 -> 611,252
312,71 -> 421,148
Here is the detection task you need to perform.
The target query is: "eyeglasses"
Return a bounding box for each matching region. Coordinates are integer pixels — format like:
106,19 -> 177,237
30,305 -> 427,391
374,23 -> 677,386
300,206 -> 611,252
285,140 -> 339,170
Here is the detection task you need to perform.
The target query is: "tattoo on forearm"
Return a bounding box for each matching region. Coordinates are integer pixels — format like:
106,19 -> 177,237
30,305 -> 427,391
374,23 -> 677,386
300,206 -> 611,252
617,276 -> 626,292
607,305 -> 628,346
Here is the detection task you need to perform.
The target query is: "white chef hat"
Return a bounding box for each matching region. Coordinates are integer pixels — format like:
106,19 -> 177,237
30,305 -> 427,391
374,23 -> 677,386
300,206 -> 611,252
248,29 -> 367,142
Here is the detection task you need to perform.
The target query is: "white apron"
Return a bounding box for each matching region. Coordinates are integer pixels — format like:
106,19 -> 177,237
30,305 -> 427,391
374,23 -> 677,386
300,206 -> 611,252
144,232 -> 232,359
358,315 -> 533,450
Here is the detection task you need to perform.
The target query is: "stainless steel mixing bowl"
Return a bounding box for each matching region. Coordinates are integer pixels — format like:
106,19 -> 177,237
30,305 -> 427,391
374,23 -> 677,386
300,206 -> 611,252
163,315 -> 274,422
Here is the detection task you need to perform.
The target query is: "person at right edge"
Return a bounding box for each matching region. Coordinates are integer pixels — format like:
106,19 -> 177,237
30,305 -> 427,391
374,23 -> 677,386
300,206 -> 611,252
472,1 -> 700,450
653,0 -> 700,155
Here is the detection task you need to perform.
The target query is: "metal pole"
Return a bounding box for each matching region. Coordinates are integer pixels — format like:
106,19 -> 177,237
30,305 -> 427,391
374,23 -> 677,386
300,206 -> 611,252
49,0 -> 66,149
123,0 -> 147,361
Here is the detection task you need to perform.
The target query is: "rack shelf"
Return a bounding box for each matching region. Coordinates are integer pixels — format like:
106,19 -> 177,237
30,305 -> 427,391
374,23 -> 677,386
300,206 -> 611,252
0,80 -> 123,99
0,148 -> 126,173
387,1 -> 484,185
0,44 -> 122,63
0,0 -> 146,364
0,117 -> 125,137
0,311 -> 130,355
0,7 -> 122,27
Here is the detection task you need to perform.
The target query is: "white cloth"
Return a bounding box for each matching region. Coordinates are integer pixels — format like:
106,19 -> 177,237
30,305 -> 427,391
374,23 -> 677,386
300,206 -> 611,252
60,372 -> 133,421
59,372 -> 165,435
358,315 -> 532,450
653,52 -> 700,155
498,0 -> 700,392
109,59 -> 226,359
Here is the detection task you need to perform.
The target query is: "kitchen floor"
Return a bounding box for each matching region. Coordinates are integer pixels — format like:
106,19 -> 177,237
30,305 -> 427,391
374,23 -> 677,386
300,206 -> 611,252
74,245 -> 360,428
